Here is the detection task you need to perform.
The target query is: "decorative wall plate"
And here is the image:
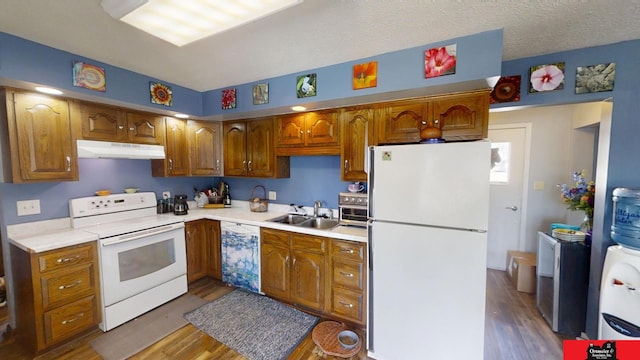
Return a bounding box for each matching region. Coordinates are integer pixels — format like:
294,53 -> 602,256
150,82 -> 172,106
73,61 -> 106,92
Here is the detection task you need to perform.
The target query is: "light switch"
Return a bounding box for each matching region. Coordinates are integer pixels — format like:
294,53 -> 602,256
268,191 -> 277,200
534,181 -> 545,191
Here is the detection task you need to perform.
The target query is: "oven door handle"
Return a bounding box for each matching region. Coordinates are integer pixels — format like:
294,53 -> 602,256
101,223 -> 184,247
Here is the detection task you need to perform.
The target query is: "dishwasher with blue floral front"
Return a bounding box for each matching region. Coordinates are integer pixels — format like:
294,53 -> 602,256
220,221 -> 261,293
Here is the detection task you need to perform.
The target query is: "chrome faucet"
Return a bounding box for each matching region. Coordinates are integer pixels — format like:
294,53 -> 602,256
313,200 -> 322,217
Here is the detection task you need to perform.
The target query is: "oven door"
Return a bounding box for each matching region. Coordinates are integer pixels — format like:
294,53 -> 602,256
99,223 -> 186,306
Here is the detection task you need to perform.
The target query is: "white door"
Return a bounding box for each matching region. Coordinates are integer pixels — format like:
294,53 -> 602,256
487,124 -> 530,270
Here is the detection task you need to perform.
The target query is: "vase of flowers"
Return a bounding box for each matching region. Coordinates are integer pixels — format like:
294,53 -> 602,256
559,170 -> 595,242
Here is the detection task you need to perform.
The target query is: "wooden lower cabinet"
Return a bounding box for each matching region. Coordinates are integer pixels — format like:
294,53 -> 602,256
206,220 -> 222,280
185,219 -> 221,283
329,239 -> 366,325
11,242 -> 101,354
261,228 -> 325,312
260,228 -> 366,326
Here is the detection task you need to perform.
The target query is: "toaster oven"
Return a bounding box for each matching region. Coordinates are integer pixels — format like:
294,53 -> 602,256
338,192 -> 368,228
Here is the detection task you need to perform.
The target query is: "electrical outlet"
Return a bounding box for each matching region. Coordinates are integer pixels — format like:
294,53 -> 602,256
17,199 -> 41,216
163,191 -> 171,199
268,191 -> 277,200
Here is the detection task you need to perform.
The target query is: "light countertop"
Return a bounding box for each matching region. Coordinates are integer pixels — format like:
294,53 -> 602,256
8,201 -> 367,253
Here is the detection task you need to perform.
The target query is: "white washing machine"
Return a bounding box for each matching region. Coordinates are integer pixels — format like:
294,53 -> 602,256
598,245 -> 640,339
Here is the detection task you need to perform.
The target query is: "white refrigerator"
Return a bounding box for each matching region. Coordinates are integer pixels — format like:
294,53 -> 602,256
367,141 -> 490,360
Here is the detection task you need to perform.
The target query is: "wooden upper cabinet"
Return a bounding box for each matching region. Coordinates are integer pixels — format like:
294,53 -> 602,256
223,118 -> 289,178
276,111 -> 340,155
376,90 -> 490,144
125,111 -> 164,145
188,120 -> 223,176
247,118 -> 276,177
277,113 -> 306,146
1,89 -> 78,182
341,106 -> 375,182
77,101 -> 164,145
434,90 -> 489,141
78,102 -> 126,141
152,117 -> 188,177
377,100 -> 426,144
223,121 -> 247,176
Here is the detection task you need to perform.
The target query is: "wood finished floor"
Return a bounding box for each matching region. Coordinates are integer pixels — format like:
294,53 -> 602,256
0,269 -> 566,359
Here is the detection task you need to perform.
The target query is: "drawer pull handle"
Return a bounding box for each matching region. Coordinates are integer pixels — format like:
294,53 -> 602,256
56,255 -> 80,264
58,280 -> 81,290
339,301 -> 354,308
340,248 -> 355,254
340,271 -> 354,278
61,312 -> 85,325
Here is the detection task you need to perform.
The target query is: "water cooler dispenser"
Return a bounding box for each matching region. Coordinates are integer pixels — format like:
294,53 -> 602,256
598,188 -> 640,339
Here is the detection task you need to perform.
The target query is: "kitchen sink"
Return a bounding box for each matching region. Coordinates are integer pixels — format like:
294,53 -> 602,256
267,214 -> 311,225
266,214 -> 339,230
298,217 -> 339,230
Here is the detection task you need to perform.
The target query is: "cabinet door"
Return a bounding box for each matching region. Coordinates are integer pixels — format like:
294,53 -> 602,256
246,118 -> 275,177
433,90 -> 489,141
377,101 -> 425,144
125,112 -> 165,145
78,102 -> 126,141
276,113 -> 305,146
223,121 -> 247,176
261,243 -> 290,300
185,220 -> 208,284
163,117 -> 189,176
341,107 -> 374,181
206,220 -> 222,280
10,92 -> 78,182
260,228 -> 290,300
188,120 -> 222,176
291,250 -> 325,311
306,111 -> 339,146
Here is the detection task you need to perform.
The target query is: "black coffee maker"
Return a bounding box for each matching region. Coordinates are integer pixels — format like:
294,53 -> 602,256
174,194 -> 188,215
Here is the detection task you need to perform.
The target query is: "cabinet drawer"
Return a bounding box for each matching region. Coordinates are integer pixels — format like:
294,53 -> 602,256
331,288 -> 364,323
41,264 -> 95,309
332,261 -> 364,291
331,240 -> 364,262
291,235 -> 325,253
261,228 -> 290,247
38,245 -> 94,273
43,296 -> 98,346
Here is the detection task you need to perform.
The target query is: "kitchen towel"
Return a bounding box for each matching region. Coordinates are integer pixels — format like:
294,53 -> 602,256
184,289 -> 319,360
90,293 -> 206,360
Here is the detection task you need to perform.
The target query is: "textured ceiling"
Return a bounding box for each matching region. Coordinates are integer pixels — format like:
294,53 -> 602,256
1,0 -> 640,92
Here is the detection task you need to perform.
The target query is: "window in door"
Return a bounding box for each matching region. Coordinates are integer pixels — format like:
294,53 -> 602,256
490,142 -> 511,184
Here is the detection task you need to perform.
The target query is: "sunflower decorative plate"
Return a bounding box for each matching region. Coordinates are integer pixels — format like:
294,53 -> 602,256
73,61 -> 106,92
150,82 -> 172,106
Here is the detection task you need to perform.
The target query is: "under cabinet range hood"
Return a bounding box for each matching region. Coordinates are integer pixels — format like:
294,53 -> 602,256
77,139 -> 165,159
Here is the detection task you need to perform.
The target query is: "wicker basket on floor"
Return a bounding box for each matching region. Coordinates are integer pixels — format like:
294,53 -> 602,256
248,185 -> 268,212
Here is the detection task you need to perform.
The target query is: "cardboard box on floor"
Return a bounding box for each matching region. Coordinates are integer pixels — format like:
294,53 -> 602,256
506,250 -> 537,293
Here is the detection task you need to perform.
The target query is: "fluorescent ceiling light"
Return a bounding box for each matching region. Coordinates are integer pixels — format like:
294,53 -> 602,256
101,0 -> 303,46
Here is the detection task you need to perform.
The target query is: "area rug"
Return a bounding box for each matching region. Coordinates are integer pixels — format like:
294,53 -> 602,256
90,293 -> 206,360
184,289 -> 319,360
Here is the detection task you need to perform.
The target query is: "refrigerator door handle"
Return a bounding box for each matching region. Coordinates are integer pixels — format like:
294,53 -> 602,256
367,220 -> 374,351
368,146 -> 375,219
